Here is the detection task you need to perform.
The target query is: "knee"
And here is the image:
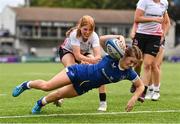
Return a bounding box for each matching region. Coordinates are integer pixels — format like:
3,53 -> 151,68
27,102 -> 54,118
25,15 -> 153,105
40,83 -> 52,91
156,63 -> 161,69
151,62 -> 156,69
151,62 -> 159,71
143,63 -> 152,71
53,90 -> 63,99
56,91 -> 63,99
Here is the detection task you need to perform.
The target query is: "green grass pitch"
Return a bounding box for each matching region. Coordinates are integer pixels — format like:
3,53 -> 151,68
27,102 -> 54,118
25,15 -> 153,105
0,62 -> 180,123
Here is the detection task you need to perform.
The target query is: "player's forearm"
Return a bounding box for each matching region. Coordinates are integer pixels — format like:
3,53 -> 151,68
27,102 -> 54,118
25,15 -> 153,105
133,85 -> 144,100
126,84 -> 144,112
162,21 -> 171,37
76,54 -> 91,63
93,47 -> 101,59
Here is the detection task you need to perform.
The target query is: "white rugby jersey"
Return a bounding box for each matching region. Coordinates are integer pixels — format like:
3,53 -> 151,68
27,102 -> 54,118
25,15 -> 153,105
61,29 -> 100,54
136,0 -> 168,36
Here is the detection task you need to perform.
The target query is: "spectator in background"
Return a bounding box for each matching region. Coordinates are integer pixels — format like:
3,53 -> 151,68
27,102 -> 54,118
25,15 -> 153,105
130,0 -> 169,102
145,12 -> 171,101
30,47 -> 37,56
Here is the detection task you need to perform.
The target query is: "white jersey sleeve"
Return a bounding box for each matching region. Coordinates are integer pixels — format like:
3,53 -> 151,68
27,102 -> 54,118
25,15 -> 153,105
91,32 -> 100,48
137,0 -> 146,11
163,0 -> 169,10
69,30 -> 80,46
136,0 -> 169,36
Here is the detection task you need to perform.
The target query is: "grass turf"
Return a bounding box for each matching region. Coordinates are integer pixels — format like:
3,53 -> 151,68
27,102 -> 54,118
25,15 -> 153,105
0,62 -> 180,123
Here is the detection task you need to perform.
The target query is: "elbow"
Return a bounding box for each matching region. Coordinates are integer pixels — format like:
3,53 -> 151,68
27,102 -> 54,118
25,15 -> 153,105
134,16 -> 140,23
100,36 -> 107,49
100,36 -> 106,44
140,80 -> 145,92
134,18 -> 138,23
137,82 -> 145,94
136,85 -> 144,96
134,19 -> 141,23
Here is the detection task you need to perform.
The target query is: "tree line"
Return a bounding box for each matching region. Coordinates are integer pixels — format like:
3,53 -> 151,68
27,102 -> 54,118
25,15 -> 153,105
30,0 -> 180,20
30,0 -> 138,10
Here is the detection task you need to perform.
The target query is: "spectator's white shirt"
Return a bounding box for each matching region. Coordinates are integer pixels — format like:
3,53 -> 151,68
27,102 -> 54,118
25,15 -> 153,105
136,0 -> 168,36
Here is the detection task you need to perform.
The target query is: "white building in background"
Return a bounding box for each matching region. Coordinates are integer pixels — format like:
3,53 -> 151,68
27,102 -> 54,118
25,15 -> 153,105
0,6 -> 178,57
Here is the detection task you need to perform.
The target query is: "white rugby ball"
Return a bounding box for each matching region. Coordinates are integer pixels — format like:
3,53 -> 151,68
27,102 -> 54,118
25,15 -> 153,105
105,38 -> 125,59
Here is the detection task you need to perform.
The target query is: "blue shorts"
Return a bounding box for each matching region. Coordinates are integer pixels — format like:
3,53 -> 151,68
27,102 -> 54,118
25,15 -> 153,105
66,65 -> 100,95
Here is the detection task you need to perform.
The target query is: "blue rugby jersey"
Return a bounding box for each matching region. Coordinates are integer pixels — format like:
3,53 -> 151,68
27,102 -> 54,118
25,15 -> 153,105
66,55 -> 138,95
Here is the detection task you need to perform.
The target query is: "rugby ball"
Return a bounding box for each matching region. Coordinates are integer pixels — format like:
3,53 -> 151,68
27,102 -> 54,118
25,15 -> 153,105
105,38 -> 125,59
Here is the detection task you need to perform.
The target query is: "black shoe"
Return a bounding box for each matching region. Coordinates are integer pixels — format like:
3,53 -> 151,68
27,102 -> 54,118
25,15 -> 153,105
130,84 -> 136,93
138,93 -> 145,103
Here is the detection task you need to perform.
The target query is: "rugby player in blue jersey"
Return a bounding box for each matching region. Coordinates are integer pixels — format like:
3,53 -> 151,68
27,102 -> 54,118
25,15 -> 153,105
12,45 -> 144,114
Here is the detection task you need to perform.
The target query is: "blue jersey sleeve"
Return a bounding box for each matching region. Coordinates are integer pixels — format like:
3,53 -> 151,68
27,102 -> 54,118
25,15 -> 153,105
127,69 -> 139,82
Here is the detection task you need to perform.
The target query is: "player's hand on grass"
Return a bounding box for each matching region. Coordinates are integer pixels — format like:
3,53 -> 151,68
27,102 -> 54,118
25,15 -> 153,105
125,98 -> 136,112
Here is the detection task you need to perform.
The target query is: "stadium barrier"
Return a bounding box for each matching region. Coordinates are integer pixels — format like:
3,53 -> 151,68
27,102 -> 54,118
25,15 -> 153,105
167,56 -> 180,62
21,56 -> 56,63
0,55 -> 60,63
0,55 -> 20,63
0,55 -> 179,63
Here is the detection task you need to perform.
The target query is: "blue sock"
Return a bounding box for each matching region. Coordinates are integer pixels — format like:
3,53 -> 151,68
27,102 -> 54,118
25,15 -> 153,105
22,81 -> 29,90
37,98 -> 44,107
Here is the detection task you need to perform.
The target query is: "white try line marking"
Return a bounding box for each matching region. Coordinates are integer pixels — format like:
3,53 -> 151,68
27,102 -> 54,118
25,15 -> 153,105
0,110 -> 180,119
0,72 -> 55,77
0,94 -> 7,96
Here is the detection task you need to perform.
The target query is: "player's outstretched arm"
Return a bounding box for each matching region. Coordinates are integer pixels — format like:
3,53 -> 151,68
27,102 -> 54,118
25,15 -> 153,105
125,78 -> 144,112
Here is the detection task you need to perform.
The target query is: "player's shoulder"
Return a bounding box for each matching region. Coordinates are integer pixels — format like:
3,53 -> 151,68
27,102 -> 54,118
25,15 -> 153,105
137,0 -> 149,4
138,0 -> 152,5
69,29 -> 77,37
89,31 -> 99,39
161,0 -> 168,6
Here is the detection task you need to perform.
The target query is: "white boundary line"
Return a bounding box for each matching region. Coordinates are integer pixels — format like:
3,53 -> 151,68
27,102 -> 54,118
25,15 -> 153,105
0,94 -> 7,96
0,110 -> 180,119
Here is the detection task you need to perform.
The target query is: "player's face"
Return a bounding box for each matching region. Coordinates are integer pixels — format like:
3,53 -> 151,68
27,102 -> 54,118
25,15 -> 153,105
122,57 -> 138,69
80,25 -> 93,39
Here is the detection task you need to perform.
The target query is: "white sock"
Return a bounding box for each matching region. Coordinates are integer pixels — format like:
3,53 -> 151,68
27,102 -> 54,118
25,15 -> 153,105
100,101 -> 107,105
148,84 -> 154,90
42,97 -> 48,105
154,84 -> 160,91
27,81 -> 31,89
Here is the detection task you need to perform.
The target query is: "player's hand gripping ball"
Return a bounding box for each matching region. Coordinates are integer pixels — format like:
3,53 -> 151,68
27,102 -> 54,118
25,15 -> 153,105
105,38 -> 125,60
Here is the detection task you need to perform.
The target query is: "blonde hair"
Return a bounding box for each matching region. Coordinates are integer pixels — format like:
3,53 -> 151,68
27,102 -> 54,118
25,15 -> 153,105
124,45 -> 142,61
66,15 -> 95,38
